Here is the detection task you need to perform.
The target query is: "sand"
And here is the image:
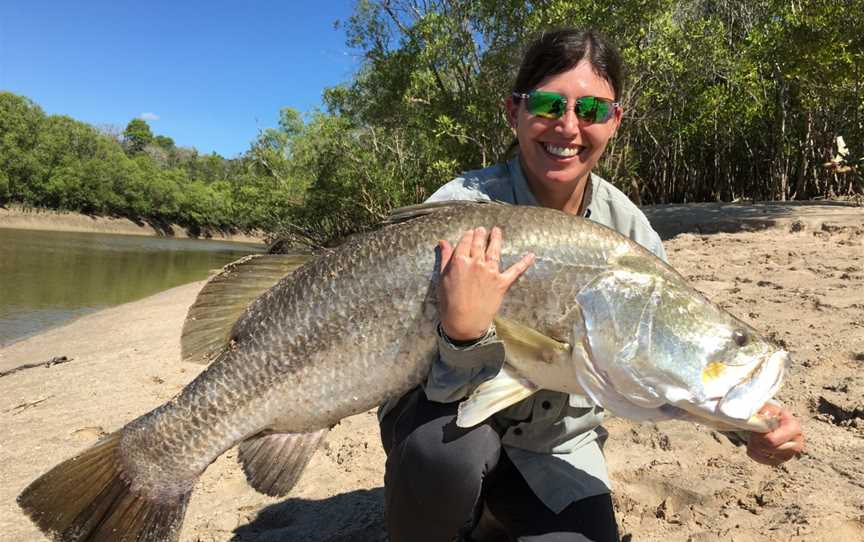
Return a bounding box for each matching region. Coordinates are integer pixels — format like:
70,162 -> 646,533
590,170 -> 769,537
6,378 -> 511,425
1,202 -> 862,541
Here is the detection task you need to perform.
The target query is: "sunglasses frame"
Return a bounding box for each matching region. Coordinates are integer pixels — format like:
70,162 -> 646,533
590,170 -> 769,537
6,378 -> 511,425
512,90 -> 619,124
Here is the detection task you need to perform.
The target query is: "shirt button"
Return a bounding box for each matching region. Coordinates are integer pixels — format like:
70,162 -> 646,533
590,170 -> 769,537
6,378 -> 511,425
513,428 -> 523,436
541,400 -> 552,410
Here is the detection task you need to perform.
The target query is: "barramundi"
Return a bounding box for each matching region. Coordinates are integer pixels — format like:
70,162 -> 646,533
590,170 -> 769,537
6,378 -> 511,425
19,202 -> 786,541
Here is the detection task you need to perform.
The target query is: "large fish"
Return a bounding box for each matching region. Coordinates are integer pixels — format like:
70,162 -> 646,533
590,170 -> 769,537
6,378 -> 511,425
18,202 -> 786,541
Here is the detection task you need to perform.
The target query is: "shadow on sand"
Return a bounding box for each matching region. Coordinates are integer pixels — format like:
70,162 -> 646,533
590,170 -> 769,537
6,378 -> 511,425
641,200 -> 860,239
232,488 -> 387,542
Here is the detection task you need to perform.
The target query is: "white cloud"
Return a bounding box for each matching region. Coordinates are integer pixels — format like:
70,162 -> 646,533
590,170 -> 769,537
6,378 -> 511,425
139,112 -> 160,121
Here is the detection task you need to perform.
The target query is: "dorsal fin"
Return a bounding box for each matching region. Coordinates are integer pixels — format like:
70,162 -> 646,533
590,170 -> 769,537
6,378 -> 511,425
181,254 -> 312,364
384,199 -> 502,225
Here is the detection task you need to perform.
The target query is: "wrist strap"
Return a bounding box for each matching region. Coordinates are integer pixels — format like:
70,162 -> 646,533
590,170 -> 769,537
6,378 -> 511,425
439,323 -> 495,348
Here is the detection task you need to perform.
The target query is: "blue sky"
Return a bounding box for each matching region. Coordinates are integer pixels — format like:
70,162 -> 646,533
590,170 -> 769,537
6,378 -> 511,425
0,1 -> 360,157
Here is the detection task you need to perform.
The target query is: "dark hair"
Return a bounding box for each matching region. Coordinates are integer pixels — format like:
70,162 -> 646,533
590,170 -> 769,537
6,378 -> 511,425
513,28 -> 623,101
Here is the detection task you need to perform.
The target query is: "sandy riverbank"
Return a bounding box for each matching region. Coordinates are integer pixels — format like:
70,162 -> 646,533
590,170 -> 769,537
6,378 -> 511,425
1,202 -> 862,541
0,205 -> 264,244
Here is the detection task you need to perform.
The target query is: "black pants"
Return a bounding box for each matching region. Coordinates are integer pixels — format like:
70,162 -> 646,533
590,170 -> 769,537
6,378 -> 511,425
380,387 -> 620,542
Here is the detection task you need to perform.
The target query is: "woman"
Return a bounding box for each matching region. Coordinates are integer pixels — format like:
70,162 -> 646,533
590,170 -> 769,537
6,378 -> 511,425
379,28 -> 804,542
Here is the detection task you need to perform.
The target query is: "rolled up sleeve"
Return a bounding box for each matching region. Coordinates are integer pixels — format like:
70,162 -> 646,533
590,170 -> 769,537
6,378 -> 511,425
423,324 -> 506,403
436,324 -> 504,368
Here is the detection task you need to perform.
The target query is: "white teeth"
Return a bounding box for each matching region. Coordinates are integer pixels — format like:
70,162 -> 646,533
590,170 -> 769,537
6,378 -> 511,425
543,143 -> 582,157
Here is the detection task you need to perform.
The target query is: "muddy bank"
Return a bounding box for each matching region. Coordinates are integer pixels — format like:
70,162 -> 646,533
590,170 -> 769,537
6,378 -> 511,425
0,205 -> 264,244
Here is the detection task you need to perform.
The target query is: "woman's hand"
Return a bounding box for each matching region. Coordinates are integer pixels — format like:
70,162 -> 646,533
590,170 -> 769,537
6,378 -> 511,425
746,403 -> 804,466
437,227 -> 535,342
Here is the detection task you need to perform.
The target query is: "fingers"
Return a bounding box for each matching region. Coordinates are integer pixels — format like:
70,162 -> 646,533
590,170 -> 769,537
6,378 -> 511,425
486,227 -> 502,265
438,240 -> 453,273
776,440 -> 803,452
441,226 -> 533,283
501,252 -> 535,286
448,227 -> 500,265
747,406 -> 805,466
453,229 -> 474,260
759,407 -> 803,449
452,227 -> 494,263
435,225 -> 530,342
747,446 -> 793,466
470,227 -> 487,259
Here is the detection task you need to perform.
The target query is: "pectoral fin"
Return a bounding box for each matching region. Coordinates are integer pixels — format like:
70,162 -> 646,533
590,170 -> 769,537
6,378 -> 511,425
456,366 -> 538,428
493,316 -> 571,367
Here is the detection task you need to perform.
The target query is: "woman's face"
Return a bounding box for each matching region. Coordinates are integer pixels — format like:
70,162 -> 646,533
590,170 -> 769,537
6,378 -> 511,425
506,60 -> 622,202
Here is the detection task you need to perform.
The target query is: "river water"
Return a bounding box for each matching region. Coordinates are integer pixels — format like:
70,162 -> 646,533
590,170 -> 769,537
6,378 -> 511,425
0,229 -> 264,345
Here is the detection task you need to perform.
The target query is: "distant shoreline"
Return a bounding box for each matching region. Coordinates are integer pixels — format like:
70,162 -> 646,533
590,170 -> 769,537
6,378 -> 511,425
0,205 -> 265,244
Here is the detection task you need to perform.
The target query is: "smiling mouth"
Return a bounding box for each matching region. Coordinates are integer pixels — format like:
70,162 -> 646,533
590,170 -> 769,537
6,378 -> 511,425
542,143 -> 585,158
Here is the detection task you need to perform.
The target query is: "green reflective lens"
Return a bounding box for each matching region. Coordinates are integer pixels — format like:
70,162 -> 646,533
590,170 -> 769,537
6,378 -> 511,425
575,96 -> 613,123
515,91 -> 617,123
526,91 -> 566,119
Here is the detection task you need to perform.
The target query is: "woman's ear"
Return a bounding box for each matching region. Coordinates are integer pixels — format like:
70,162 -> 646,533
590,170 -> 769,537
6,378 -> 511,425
505,95 -> 519,130
610,105 -> 624,135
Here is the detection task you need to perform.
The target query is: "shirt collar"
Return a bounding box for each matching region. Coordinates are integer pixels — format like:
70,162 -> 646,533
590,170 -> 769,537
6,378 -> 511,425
506,155 -> 540,206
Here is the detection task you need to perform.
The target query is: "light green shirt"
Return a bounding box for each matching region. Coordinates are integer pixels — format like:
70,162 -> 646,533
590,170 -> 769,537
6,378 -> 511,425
422,156 -> 668,513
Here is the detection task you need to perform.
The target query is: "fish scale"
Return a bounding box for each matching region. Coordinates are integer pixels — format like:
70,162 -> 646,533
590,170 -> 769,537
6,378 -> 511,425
18,202 -> 786,542
118,206 -> 635,485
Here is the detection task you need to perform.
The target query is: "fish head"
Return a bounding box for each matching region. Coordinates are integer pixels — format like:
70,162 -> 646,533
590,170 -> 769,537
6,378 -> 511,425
576,257 -> 787,432
648,285 -> 788,431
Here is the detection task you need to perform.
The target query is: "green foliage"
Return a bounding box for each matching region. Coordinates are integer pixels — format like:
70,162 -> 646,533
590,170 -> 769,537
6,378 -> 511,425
0,92 -> 45,204
123,118 -> 154,155
2,1 -> 860,242
0,92 -> 260,232
153,135 -> 175,150
0,169 -> 10,202
312,0 -> 863,212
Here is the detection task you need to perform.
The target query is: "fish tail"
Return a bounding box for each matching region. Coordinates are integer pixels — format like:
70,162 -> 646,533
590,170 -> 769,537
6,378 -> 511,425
17,431 -> 191,542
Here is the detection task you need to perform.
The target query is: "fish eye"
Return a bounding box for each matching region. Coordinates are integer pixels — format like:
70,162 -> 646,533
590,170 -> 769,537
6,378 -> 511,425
732,330 -> 748,347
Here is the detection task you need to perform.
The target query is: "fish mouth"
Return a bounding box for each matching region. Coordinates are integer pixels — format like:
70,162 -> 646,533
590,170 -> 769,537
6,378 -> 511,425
716,350 -> 788,425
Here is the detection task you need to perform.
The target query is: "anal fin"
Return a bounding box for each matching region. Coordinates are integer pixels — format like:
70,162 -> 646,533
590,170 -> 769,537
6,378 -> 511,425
239,429 -> 329,497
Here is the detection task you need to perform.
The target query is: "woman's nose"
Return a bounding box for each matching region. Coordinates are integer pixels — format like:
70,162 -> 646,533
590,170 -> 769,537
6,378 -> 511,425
555,108 -> 581,136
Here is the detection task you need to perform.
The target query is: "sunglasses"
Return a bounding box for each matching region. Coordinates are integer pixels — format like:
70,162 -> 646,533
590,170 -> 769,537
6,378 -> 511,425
512,90 -> 619,124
